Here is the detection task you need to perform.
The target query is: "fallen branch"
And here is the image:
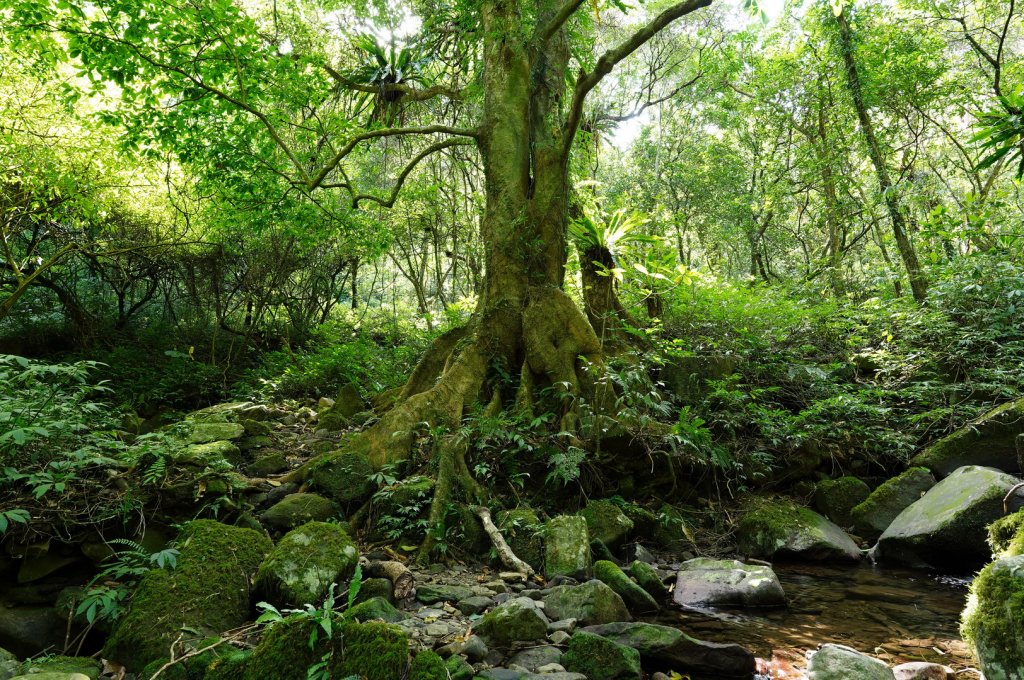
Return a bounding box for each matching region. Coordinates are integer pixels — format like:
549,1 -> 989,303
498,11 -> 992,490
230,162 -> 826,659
360,558 -> 415,599
475,506 -> 535,577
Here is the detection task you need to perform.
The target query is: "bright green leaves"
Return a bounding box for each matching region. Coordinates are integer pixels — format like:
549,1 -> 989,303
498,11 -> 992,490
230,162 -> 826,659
974,90 -> 1024,178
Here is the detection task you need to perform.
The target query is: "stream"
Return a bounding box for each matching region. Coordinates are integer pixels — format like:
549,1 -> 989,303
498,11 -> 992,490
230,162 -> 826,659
661,562 -> 977,679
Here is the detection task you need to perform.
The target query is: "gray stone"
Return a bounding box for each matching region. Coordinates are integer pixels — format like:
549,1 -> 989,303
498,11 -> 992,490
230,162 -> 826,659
892,662 -> 954,680
545,516 -> 592,580
509,646 -> 563,672
473,597 -> 550,647
417,583 -> 475,604
876,465 -> 1019,569
738,500 -> 863,562
580,500 -> 634,549
673,558 -> 786,608
910,398 -> 1024,476
254,521 -> 359,607
543,580 -> 630,626
807,644 -> 895,680
851,468 -> 936,540
457,595 -> 493,615
581,621 -> 756,678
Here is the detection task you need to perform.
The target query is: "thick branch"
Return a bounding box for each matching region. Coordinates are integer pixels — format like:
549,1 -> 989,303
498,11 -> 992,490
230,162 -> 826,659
352,138 -> 476,208
536,0 -> 587,44
562,0 -> 713,153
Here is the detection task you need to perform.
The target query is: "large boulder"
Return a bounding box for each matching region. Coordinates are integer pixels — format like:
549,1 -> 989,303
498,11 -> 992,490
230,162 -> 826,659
103,520 -> 272,672
628,560 -> 668,599
875,466 -> 1019,569
737,500 -> 862,562
306,450 -> 374,510
851,468 -> 936,540
593,561 -> 659,615
543,580 -> 631,626
989,510 -> 1024,558
910,398 -> 1024,476
961,554 -> 1024,680
580,500 -> 634,550
581,621 -> 756,678
673,558 -> 786,608
261,493 -> 339,532
562,631 -> 641,680
317,384 -> 366,431
545,516 -> 592,580
189,422 -> 245,444
496,508 -> 544,573
0,605 -> 67,658
254,521 -> 358,607
807,644 -> 895,680
472,597 -> 549,648
814,477 -> 870,527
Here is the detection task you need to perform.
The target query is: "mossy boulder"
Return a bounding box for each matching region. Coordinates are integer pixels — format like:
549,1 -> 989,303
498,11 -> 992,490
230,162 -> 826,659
672,558 -> 785,608
18,656 -> 101,679
876,465 -> 1019,569
580,500 -> 634,550
353,577 -> 394,604
543,580 -> 631,626
247,452 -> 288,477
911,398 -> 1024,477
593,560 -> 659,614
807,644 -> 895,680
409,650 -> 447,680
416,584 -> 475,604
562,631 -> 642,680
472,597 -> 549,648
444,655 -> 474,680
260,493 -> 339,532
317,384 -> 366,432
103,520 -> 273,672
545,515 -> 592,580
850,468 -> 936,540
580,621 -> 756,677
306,450 -> 374,510
254,521 -> 358,607
989,511 -> 1024,558
496,508 -> 544,572
737,499 -> 862,562
174,441 -> 241,469
189,422 -> 245,444
651,504 -> 692,551
961,554 -> 1024,680
628,560 -> 668,599
814,477 -> 870,527
343,596 -> 408,623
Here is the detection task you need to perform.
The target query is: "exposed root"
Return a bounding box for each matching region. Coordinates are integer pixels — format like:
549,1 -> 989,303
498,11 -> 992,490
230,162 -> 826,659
398,325 -> 472,402
418,434 -> 487,563
475,506 -> 535,577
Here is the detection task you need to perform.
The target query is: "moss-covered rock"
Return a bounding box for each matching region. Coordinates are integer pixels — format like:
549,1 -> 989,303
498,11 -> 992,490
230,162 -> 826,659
989,510 -> 1024,558
545,515 -> 592,580
409,650 -> 447,680
911,398 -> 1024,477
18,656 -> 101,679
496,508 -> 544,572
416,584 -> 475,604
562,630 -> 642,680
543,580 -> 631,626
254,521 -> 358,607
580,500 -> 634,550
737,499 -> 862,562
306,450 -> 374,510
807,644 -> 895,680
316,384 -> 366,432
850,468 -> 936,540
814,477 -> 870,527
247,452 -> 288,477
204,651 -> 250,680
174,441 -> 241,469
628,560 -> 668,599
260,493 -> 339,532
619,504 -> 658,538
672,558 -> 786,608
876,465 -> 1018,569
189,422 -> 245,444
103,520 -> 273,672
353,577 -> 394,604
593,560 -> 659,614
444,655 -> 474,680
652,504 -> 692,551
343,596 -> 408,623
472,597 -> 549,647
961,554 -> 1024,680
334,621 -> 409,680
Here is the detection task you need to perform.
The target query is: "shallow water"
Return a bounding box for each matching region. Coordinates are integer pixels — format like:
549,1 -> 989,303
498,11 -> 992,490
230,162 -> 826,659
659,562 -> 977,679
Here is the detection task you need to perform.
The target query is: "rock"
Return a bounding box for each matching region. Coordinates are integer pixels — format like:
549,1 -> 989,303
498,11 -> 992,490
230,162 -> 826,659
580,622 -> 756,677
527,674 -> 586,680
260,493 -> 339,532
536,663 -> 567,673
876,465 -> 1019,569
416,584 -> 475,604
673,558 -> 785,608
17,656 -> 101,679
477,670 -> 526,680
445,655 -> 475,680
580,500 -> 635,550
103,520 -> 272,671
651,504 -> 692,551
457,595 -> 493,615
509,646 -> 564,671
814,477 -> 871,527
317,384 -> 366,431
247,451 -> 289,476
550,630 -> 571,644
189,422 -> 245,443
591,538 -> 619,564
593,561 -> 659,614
16,552 -> 80,584
911,398 -> 1024,476
851,468 -> 936,540
254,521 -> 358,607
737,500 -> 862,562
545,516 -> 593,580
961,553 -> 1024,680
0,605 -> 67,658
174,440 -> 241,468
473,597 -> 549,647
343,596 -> 408,623
497,508 -> 544,572
548,618 -> 577,633
306,450 -> 374,510
628,560 -> 668,599
806,644 -> 895,680
891,662 -> 954,680
409,650 -> 446,679
661,354 -> 740,404
543,580 -> 630,626
989,510 -> 1024,558
562,631 -> 642,680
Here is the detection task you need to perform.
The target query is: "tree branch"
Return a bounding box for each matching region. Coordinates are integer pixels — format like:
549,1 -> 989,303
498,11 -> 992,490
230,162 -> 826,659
535,0 -> 587,44
353,138 -> 476,208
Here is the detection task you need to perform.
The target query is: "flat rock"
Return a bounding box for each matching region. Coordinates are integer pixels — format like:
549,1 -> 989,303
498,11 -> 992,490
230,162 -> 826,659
807,644 -> 894,680
416,584 -> 475,604
673,558 -> 786,608
543,580 -> 630,626
892,662 -> 954,680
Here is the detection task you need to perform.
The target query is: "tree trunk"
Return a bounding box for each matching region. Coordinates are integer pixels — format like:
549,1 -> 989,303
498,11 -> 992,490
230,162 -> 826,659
834,8 -> 927,302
